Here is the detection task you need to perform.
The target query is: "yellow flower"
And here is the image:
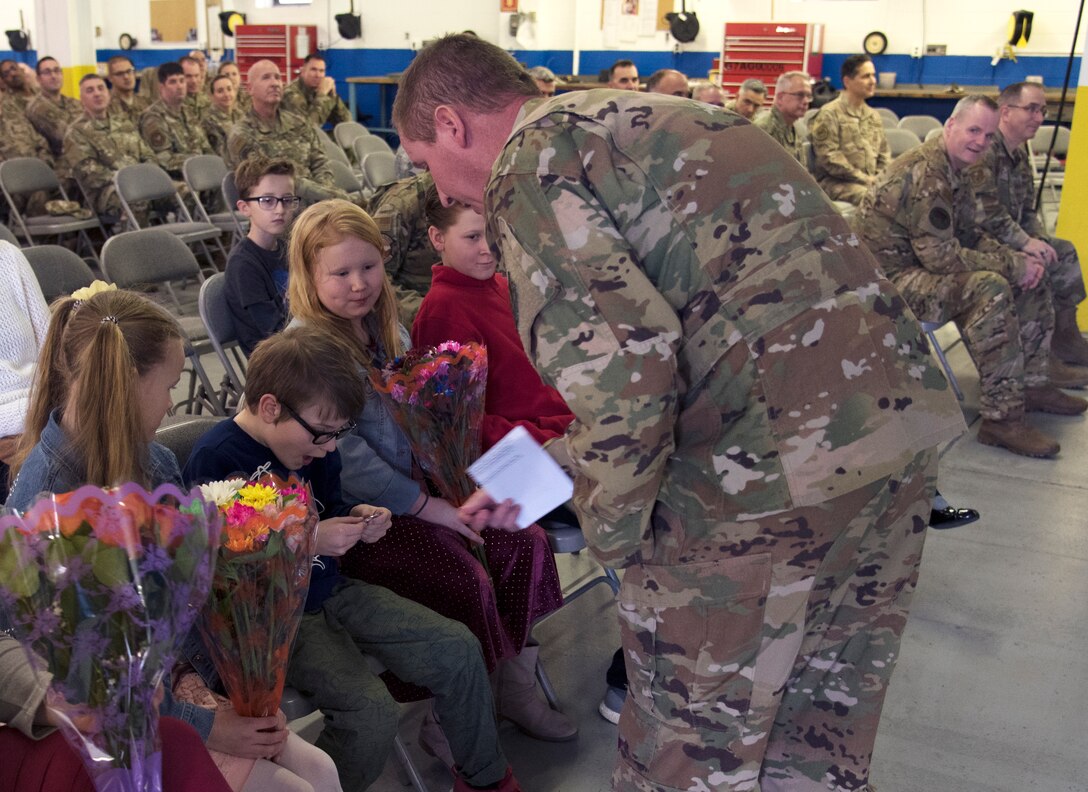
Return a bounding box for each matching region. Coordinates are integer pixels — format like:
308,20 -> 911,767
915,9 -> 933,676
236,483 -> 278,510
70,280 -> 117,302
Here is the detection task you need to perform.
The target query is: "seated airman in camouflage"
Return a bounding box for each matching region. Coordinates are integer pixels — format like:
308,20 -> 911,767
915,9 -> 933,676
281,53 -> 351,128
180,55 -> 211,115
65,74 -> 158,220
754,71 -> 811,163
202,73 -> 244,159
396,34 -> 967,792
0,91 -> 54,215
810,54 -> 890,205
369,172 -> 439,325
26,57 -> 82,166
107,55 -> 150,126
857,95 -> 1087,459
644,68 -> 689,97
217,60 -> 249,111
724,77 -> 766,120
969,80 -> 1088,371
0,59 -> 36,114
139,61 -> 214,179
227,59 -> 357,206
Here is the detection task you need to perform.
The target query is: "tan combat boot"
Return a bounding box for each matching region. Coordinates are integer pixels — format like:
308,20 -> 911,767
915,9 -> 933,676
977,418 -> 1060,457
492,644 -> 578,741
1048,358 -> 1088,389
1025,384 -> 1088,415
1051,306 -> 1088,367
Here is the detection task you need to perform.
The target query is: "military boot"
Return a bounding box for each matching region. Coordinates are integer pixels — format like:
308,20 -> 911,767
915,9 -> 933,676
1025,385 -> 1088,415
977,418 -> 1060,458
1048,359 -> 1088,389
1051,306 -> 1088,367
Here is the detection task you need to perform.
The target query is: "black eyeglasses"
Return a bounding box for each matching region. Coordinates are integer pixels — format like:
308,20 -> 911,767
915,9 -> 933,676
110,68 -> 136,78
282,403 -> 356,444
242,195 -> 302,210
1007,103 -> 1049,119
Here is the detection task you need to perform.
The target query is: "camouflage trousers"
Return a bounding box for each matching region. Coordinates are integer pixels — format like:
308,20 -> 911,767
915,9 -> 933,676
614,448 -> 937,792
817,178 -> 869,207
1048,237 -> 1086,310
892,268 -> 1054,421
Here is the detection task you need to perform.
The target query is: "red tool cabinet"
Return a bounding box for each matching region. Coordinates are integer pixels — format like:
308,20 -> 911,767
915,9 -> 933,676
718,22 -> 824,99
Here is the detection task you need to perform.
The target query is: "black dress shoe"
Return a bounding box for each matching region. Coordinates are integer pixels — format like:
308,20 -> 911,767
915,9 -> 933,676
929,506 -> 981,529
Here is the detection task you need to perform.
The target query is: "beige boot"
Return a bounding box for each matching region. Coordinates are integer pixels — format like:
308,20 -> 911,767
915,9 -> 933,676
493,645 -> 578,742
977,418 -> 1060,458
1051,307 -> 1088,367
1049,358 -> 1088,389
1025,385 -> 1088,415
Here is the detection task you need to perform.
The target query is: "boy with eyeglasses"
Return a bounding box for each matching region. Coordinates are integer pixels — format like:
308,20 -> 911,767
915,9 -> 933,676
227,156 -> 301,355
183,325 -> 523,792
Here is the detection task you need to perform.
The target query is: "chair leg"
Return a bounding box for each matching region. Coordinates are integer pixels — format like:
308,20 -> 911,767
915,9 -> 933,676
926,329 -> 964,401
534,654 -> 560,712
392,734 -> 431,792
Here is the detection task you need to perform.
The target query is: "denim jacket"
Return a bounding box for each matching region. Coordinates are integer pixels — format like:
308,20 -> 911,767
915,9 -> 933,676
289,319 -> 421,514
3,412 -> 214,739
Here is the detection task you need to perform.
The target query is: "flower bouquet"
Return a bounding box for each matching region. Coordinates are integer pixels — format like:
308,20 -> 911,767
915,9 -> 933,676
196,470 -> 319,718
0,483 -> 220,792
370,341 -> 489,561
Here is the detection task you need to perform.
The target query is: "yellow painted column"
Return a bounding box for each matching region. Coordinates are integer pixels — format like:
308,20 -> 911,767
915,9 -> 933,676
1054,24 -> 1088,329
34,0 -> 97,99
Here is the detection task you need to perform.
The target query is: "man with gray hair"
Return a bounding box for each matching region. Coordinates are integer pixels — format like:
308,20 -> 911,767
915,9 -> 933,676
858,94 -> 1088,458
645,68 -> 689,97
691,82 -> 725,107
754,71 -> 811,162
969,80 -> 1088,369
724,77 -> 766,120
528,65 -> 557,97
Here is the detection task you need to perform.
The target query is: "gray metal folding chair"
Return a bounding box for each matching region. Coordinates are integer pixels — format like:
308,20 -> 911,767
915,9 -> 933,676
925,127 -> 943,143
0,224 -> 18,246
101,228 -> 223,415
921,320 -> 965,401
875,106 -> 899,127
362,151 -> 398,192
353,135 -> 395,177
0,158 -> 105,263
334,120 -> 370,156
21,244 -> 97,303
113,162 -> 226,271
154,414 -> 224,468
329,159 -> 365,199
220,172 -> 248,241
898,115 -> 942,140
322,135 -> 354,169
197,272 -> 247,412
885,127 -> 922,158
183,155 -> 246,247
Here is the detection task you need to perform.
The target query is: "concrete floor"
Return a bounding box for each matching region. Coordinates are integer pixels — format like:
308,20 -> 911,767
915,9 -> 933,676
165,280 -> 1088,792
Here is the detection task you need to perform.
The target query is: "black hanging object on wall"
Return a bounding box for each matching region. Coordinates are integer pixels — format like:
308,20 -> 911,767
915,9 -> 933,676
5,11 -> 29,52
336,0 -> 362,40
119,33 -> 137,50
1008,10 -> 1034,47
666,0 -> 700,44
219,11 -> 246,37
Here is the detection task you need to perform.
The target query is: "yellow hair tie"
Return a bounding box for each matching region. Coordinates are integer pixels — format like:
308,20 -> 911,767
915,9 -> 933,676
70,280 -> 117,303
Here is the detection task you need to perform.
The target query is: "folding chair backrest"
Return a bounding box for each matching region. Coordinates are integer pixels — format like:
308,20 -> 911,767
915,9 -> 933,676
885,128 -> 921,158
803,141 -> 816,174
898,115 -> 942,139
353,135 -> 393,163
115,162 -> 177,205
101,228 -> 202,289
334,121 -> 370,151
184,155 -> 229,194
329,159 -> 363,194
22,244 -> 96,302
1033,125 -> 1070,158
0,224 -> 18,246
222,171 -> 241,206
198,272 -> 236,349
925,127 -> 943,143
364,152 -> 398,191
154,415 -> 224,469
323,136 -> 352,167
875,107 -> 899,127
0,158 -> 61,197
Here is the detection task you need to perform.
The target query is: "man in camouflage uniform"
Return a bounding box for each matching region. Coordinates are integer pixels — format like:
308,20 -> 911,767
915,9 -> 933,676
139,61 -> 214,179
180,55 -> 211,115
107,55 -> 151,126
369,172 -> 439,324
0,59 -> 36,114
396,35 -> 966,792
857,95 -> 1087,459
754,71 -> 811,163
645,69 -> 689,97
26,57 -> 82,162
0,90 -> 54,215
810,54 -> 890,205
282,53 -> 352,128
202,73 -> 244,159
724,78 -> 766,120
65,74 -> 157,218
969,81 -> 1088,369
227,59 -> 356,206
607,59 -> 639,90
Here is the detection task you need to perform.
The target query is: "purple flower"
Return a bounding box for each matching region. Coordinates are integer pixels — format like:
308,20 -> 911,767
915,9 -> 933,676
138,545 -> 172,575
108,583 -> 144,614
